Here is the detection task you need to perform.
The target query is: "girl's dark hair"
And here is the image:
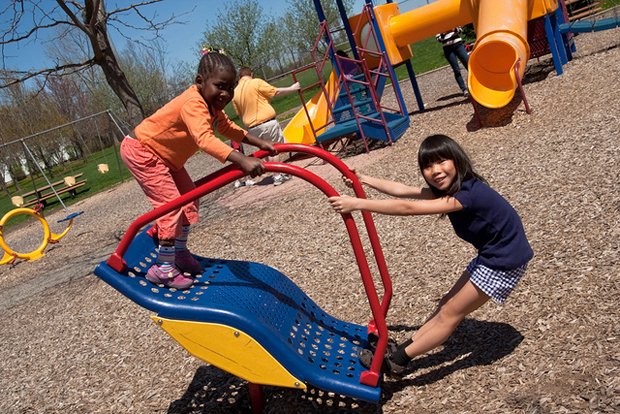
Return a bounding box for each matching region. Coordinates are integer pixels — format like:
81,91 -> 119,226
417,134 -> 486,197
197,49 -> 237,80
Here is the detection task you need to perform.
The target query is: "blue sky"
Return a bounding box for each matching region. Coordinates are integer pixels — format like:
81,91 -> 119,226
2,0 -> 430,73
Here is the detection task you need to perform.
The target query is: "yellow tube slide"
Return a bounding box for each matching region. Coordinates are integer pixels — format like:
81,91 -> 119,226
377,0 -> 557,109
283,71 -> 340,145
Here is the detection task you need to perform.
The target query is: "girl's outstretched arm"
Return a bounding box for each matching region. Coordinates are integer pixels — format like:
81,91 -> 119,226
346,169 -> 434,199
328,195 -> 462,216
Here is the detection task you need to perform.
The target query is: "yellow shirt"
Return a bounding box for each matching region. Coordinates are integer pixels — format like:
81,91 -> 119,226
134,85 -> 247,171
232,76 -> 277,128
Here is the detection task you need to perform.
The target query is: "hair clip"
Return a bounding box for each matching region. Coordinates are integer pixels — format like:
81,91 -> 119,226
200,46 -> 226,56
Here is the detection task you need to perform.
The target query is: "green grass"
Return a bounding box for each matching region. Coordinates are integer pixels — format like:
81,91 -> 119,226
0,145 -> 131,224
398,36 -> 447,77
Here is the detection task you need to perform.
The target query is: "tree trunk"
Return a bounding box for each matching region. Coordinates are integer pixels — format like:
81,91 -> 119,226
83,1 -> 145,127
7,166 -> 22,193
91,28 -> 145,127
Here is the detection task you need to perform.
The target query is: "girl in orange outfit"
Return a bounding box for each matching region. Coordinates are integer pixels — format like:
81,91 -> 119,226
120,50 -> 277,289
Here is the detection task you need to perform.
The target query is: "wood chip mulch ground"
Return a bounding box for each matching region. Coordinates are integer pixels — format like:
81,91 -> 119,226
0,28 -> 618,414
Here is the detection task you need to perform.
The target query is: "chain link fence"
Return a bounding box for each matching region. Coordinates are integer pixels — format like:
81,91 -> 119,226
0,110 -> 129,217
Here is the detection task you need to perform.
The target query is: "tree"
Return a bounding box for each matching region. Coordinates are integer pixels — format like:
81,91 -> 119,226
262,21 -> 289,74
0,83 -> 66,194
120,41 -> 175,116
283,0 -> 356,61
201,0 -> 275,73
0,0 -> 186,126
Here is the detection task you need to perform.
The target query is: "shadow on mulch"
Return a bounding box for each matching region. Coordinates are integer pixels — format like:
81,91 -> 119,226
568,39 -> 620,60
408,95 -> 470,116
338,139 -> 390,159
523,60 -> 556,85
381,318 -> 523,400
168,365 -> 383,414
167,366 -> 253,414
465,95 -> 527,131
285,137 -> 390,165
437,92 -> 470,102
167,319 -> 520,413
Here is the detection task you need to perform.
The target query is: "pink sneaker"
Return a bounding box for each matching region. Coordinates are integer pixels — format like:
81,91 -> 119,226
175,250 -> 204,275
146,264 -> 194,289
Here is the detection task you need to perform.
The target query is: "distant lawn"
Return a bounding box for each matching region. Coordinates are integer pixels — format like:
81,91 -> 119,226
397,36 -> 447,77
0,145 -> 131,224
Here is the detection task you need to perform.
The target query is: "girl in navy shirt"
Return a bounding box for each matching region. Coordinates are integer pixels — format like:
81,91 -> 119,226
328,134 -> 533,376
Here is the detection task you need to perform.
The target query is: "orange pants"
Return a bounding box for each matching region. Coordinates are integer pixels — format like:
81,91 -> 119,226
120,137 -> 199,240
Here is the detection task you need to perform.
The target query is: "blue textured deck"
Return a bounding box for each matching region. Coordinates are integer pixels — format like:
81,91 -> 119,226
94,229 -> 382,403
315,114 -> 379,143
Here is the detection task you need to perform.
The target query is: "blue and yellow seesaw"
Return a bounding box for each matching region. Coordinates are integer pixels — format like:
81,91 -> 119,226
94,144 -> 394,411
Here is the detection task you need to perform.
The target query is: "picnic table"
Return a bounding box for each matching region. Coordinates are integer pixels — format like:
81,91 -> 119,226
14,173 -> 88,208
565,0 -> 603,21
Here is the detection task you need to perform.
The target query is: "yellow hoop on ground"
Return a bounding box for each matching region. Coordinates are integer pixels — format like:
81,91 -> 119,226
0,250 -> 17,265
0,208 -> 75,263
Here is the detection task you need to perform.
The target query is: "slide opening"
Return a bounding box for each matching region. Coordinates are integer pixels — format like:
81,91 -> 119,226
469,40 -> 519,108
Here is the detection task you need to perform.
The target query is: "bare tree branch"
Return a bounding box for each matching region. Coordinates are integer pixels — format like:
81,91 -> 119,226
0,0 -> 189,125
1,59 -> 95,87
1,20 -> 72,44
55,0 -> 90,35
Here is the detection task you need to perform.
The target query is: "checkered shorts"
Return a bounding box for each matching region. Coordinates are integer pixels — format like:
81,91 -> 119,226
467,257 -> 528,304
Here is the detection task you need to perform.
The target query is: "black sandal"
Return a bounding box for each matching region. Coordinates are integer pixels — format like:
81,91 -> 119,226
367,332 -> 398,354
358,348 -> 408,377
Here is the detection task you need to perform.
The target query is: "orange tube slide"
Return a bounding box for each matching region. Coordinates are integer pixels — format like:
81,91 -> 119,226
468,0 -> 529,108
389,0 -> 472,46
381,0 -> 557,109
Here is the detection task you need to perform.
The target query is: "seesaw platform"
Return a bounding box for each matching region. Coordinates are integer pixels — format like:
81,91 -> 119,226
94,229 -> 382,403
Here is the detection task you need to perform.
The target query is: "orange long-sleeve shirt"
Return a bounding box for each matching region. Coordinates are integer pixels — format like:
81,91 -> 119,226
134,85 -> 247,171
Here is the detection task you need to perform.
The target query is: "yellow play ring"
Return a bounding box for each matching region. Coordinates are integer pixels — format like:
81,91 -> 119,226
0,208 -> 75,264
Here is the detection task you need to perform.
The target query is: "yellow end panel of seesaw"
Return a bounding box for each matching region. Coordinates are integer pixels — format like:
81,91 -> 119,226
152,316 -> 306,389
